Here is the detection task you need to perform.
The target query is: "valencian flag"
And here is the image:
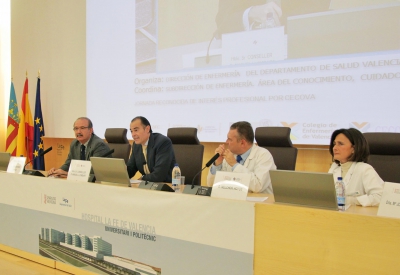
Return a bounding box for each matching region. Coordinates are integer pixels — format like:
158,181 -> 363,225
5,82 -> 20,156
16,77 -> 34,163
33,77 -> 45,170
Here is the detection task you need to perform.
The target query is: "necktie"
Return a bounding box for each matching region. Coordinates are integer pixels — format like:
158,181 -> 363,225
142,145 -> 151,174
236,155 -> 242,163
80,144 -> 86,160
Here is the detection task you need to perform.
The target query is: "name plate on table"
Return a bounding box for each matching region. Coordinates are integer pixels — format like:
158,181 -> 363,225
221,26 -> 286,66
211,181 -> 248,201
377,182 -> 400,218
7,157 -> 26,174
67,160 -> 92,182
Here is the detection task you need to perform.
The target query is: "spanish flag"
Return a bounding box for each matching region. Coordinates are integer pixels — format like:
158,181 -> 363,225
5,82 -> 20,156
16,77 -> 34,163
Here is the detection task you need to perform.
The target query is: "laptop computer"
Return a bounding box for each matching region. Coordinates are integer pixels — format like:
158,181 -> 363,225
270,170 -> 338,210
90,157 -> 131,186
0,152 -> 11,171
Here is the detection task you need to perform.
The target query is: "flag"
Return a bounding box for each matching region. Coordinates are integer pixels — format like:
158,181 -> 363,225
5,82 -> 20,156
16,77 -> 34,163
33,77 -> 45,170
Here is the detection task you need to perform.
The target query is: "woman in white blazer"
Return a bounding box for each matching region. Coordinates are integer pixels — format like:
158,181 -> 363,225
328,128 -> 383,207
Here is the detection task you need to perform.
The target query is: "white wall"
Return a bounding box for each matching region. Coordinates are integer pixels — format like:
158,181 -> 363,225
10,0 -> 86,138
0,0 -> 11,151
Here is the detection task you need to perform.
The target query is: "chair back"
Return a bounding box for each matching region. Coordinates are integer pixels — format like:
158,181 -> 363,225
104,128 -> 131,164
167,127 -> 204,185
363,132 -> 400,183
255,127 -> 298,170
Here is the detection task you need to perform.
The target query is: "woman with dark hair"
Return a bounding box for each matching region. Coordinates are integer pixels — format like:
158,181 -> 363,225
328,128 -> 383,207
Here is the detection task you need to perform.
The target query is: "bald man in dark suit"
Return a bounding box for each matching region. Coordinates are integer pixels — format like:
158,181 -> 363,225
127,116 -> 176,183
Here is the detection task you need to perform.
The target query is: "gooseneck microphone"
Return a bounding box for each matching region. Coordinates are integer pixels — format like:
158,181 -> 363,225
40,146 -> 53,156
183,153 -> 219,196
190,153 -> 220,186
23,146 -> 53,176
204,153 -> 220,168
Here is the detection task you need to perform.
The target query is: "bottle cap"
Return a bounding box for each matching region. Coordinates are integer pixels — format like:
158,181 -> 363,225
338,177 -> 343,180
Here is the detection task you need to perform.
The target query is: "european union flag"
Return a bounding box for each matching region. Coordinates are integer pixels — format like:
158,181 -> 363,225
33,77 -> 45,170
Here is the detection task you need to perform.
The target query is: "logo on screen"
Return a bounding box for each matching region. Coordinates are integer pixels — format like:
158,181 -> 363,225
350,122 -> 370,132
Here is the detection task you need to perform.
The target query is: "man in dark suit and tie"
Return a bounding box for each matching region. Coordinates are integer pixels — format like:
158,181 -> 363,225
127,116 -> 176,183
47,117 -> 111,177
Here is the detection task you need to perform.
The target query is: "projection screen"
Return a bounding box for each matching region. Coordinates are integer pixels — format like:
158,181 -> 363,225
87,0 -> 400,144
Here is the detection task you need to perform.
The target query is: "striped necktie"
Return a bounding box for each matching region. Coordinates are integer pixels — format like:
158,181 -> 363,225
142,145 -> 151,174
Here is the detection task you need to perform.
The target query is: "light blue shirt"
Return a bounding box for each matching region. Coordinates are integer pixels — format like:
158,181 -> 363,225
210,147 -> 252,175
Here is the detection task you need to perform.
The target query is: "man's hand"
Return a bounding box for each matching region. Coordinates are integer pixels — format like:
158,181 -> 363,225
213,144 -> 225,166
223,149 -> 237,167
47,168 -> 68,178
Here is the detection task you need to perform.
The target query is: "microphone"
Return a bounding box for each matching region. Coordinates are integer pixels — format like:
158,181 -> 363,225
205,153 -> 220,167
205,33 -> 216,64
40,146 -> 53,156
182,153 -> 219,196
23,146 -> 53,177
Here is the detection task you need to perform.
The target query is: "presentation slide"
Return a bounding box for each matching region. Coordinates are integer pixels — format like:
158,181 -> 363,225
87,0 -> 400,144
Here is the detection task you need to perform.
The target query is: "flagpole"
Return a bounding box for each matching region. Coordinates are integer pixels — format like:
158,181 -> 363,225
25,71 -> 28,161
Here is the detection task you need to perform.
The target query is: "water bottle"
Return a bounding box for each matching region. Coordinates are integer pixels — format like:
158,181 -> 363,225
335,177 -> 346,211
172,163 -> 181,192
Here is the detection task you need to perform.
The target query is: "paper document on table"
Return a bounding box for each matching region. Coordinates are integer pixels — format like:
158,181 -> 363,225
246,197 -> 268,202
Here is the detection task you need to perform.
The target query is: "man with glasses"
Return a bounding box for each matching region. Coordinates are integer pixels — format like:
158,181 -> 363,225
47,117 -> 110,177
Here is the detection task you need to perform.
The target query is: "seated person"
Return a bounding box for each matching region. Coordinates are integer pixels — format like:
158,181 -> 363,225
215,0 -> 282,37
215,0 -> 331,36
47,117 -> 111,177
328,128 -> 384,207
127,116 -> 176,183
207,121 -> 276,193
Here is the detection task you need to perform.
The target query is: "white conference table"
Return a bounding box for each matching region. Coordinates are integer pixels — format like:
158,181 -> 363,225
0,172 -> 399,275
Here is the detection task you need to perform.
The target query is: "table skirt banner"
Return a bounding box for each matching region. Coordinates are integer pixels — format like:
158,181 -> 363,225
0,172 -> 254,275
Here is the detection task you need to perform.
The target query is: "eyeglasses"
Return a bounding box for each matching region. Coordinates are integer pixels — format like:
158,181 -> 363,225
73,126 -> 90,131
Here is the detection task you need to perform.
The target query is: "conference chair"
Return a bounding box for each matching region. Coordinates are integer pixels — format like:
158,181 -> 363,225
167,127 -> 204,185
255,127 -> 298,170
104,128 -> 131,164
363,132 -> 400,183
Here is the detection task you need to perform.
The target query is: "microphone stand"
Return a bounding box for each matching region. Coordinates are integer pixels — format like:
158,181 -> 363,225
182,166 -> 213,196
22,147 -> 53,177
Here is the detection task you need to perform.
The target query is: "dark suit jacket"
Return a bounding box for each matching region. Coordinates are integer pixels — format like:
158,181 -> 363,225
127,132 -> 176,183
60,134 -> 111,171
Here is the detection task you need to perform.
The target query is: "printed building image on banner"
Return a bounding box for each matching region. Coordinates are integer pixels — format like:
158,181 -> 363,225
0,173 -> 255,275
39,227 -> 160,274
